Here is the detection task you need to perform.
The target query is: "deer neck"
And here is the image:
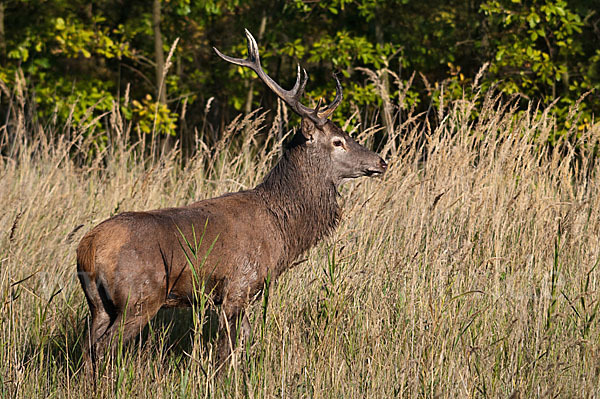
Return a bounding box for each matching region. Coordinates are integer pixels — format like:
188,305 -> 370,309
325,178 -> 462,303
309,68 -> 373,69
256,140 -> 341,264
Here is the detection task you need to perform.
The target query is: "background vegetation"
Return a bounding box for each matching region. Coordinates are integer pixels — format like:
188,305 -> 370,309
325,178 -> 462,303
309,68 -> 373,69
2,0 -> 600,397
1,0 -> 599,150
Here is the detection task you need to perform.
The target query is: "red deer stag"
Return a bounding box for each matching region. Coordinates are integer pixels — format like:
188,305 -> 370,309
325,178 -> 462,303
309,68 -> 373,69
77,29 -> 387,370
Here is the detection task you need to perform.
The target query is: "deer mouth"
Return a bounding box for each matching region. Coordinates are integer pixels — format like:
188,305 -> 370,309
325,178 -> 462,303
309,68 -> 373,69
364,168 -> 384,177
363,158 -> 387,176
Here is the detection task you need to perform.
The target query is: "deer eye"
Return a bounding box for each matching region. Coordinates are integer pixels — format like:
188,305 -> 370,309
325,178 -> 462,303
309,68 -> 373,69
332,139 -> 345,148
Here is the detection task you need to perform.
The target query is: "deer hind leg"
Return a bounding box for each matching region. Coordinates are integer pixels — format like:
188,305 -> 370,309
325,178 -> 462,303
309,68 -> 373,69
117,299 -> 166,350
90,312 -> 121,368
89,303 -> 163,371
83,307 -> 111,374
84,277 -> 159,369
79,273 -> 118,373
85,283 -> 120,372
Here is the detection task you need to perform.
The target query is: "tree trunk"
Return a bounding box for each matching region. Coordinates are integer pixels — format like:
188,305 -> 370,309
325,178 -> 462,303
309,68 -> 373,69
375,17 -> 394,151
0,2 -> 5,61
153,0 -> 167,105
152,0 -> 174,157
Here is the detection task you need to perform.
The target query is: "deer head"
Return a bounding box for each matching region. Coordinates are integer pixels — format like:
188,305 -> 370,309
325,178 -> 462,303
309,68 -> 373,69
214,29 -> 387,185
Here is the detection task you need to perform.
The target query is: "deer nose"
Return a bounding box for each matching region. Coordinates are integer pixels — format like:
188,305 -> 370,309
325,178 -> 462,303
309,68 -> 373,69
379,158 -> 388,171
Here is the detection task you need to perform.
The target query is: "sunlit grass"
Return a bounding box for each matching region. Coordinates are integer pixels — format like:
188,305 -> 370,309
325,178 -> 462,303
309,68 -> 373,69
1,80 -> 600,397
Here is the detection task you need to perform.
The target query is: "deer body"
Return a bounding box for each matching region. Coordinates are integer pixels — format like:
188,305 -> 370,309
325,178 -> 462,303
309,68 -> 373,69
77,31 -> 386,369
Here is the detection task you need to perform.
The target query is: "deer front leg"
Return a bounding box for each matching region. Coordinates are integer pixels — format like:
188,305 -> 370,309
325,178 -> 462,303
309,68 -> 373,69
216,306 -> 252,367
216,277 -> 255,368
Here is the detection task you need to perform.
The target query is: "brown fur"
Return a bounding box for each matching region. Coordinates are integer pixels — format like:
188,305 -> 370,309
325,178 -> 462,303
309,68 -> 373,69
77,59 -> 387,372
77,233 -> 96,281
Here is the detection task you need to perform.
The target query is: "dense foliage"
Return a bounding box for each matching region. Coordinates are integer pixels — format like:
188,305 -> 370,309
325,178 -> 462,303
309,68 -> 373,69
0,0 -> 598,146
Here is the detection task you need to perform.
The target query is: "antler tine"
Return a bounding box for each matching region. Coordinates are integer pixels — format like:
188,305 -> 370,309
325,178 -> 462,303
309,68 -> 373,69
290,65 -> 308,102
212,46 -> 251,69
244,28 -> 260,64
316,73 -> 343,120
242,30 -> 312,112
215,29 -> 340,126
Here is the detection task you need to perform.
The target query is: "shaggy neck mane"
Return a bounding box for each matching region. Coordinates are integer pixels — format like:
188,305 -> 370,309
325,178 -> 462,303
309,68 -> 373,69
255,135 -> 341,269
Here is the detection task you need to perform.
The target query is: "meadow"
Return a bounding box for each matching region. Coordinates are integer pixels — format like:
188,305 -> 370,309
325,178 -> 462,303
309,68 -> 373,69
1,78 -> 600,397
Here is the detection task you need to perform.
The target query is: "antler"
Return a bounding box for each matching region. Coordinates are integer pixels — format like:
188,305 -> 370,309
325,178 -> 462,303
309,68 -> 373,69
214,29 -> 342,127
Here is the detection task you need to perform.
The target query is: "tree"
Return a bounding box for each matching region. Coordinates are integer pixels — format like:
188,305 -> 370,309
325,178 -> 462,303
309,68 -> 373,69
1,0 -> 598,150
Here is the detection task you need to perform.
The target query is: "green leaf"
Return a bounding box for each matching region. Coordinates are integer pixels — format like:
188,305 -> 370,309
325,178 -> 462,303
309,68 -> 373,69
495,48 -> 505,61
55,18 -> 65,30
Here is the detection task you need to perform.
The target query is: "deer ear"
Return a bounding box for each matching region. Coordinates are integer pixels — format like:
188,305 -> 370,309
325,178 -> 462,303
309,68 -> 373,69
301,118 -> 316,141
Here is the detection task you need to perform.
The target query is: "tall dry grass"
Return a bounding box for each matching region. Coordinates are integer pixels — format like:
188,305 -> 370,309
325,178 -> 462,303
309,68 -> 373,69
1,77 -> 600,398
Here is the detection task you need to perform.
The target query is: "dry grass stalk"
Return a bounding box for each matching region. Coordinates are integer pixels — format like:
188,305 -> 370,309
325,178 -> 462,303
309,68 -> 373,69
0,74 -> 599,397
